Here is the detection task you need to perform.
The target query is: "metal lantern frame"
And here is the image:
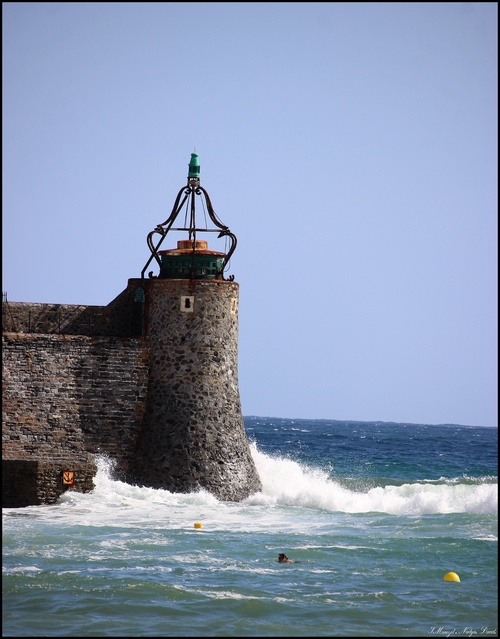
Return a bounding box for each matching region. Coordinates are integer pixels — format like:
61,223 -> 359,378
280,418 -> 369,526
141,163 -> 237,280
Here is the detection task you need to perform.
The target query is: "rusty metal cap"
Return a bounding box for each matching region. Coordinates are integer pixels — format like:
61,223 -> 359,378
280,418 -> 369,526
177,240 -> 208,250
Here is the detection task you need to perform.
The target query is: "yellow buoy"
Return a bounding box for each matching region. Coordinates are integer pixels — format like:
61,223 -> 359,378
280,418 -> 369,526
444,571 -> 460,582
194,522 -> 203,529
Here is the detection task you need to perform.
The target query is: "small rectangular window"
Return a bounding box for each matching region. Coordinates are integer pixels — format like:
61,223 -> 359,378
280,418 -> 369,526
180,296 -> 195,313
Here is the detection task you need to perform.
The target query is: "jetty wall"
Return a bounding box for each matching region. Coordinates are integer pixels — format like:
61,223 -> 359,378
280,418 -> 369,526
2,279 -> 261,507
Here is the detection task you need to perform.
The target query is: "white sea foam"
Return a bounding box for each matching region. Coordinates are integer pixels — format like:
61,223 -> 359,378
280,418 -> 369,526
2,566 -> 43,574
247,444 -> 498,515
52,447 -> 498,523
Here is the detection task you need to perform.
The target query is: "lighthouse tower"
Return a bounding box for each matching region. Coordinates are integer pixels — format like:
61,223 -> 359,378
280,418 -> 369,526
130,154 -> 262,501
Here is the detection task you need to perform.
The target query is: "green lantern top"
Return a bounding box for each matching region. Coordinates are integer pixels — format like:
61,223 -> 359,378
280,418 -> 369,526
188,153 -> 200,178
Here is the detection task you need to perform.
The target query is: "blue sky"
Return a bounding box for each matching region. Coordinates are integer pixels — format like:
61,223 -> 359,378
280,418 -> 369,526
3,3 -> 497,427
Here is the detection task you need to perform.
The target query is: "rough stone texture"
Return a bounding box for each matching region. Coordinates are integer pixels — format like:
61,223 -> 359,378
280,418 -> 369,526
2,286 -> 139,337
2,332 -> 149,478
131,278 -> 262,501
3,460 -> 97,507
2,277 -> 262,506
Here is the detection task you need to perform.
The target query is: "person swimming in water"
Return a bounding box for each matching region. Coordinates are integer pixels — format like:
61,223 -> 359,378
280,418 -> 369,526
278,553 -> 294,563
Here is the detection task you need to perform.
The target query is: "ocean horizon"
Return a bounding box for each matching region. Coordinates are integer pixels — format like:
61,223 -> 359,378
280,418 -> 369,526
3,416 -> 497,637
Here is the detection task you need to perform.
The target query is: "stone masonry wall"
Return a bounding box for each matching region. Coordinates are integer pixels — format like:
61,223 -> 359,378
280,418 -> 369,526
2,332 -> 149,476
2,460 -> 98,507
2,285 -> 139,337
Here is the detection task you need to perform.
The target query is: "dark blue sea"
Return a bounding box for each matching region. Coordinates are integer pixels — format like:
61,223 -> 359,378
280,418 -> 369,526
2,418 -> 498,637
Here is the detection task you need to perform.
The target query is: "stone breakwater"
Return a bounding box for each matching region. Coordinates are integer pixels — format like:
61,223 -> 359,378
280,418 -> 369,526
2,278 -> 262,507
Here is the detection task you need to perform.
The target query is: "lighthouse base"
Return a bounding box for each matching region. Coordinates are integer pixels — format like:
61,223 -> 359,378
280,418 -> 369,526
128,277 -> 262,501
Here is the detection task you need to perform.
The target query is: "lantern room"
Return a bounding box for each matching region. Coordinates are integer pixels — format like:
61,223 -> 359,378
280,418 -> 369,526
141,153 -> 237,281
158,240 -> 226,280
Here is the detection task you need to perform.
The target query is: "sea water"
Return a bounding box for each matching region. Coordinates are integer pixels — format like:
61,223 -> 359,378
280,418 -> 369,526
2,418 -> 497,637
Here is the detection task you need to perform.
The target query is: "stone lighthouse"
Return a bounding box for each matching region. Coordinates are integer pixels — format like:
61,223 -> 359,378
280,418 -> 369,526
130,153 -> 262,501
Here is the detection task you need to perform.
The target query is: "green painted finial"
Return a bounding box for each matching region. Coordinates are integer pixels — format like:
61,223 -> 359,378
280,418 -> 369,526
188,152 -> 200,178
